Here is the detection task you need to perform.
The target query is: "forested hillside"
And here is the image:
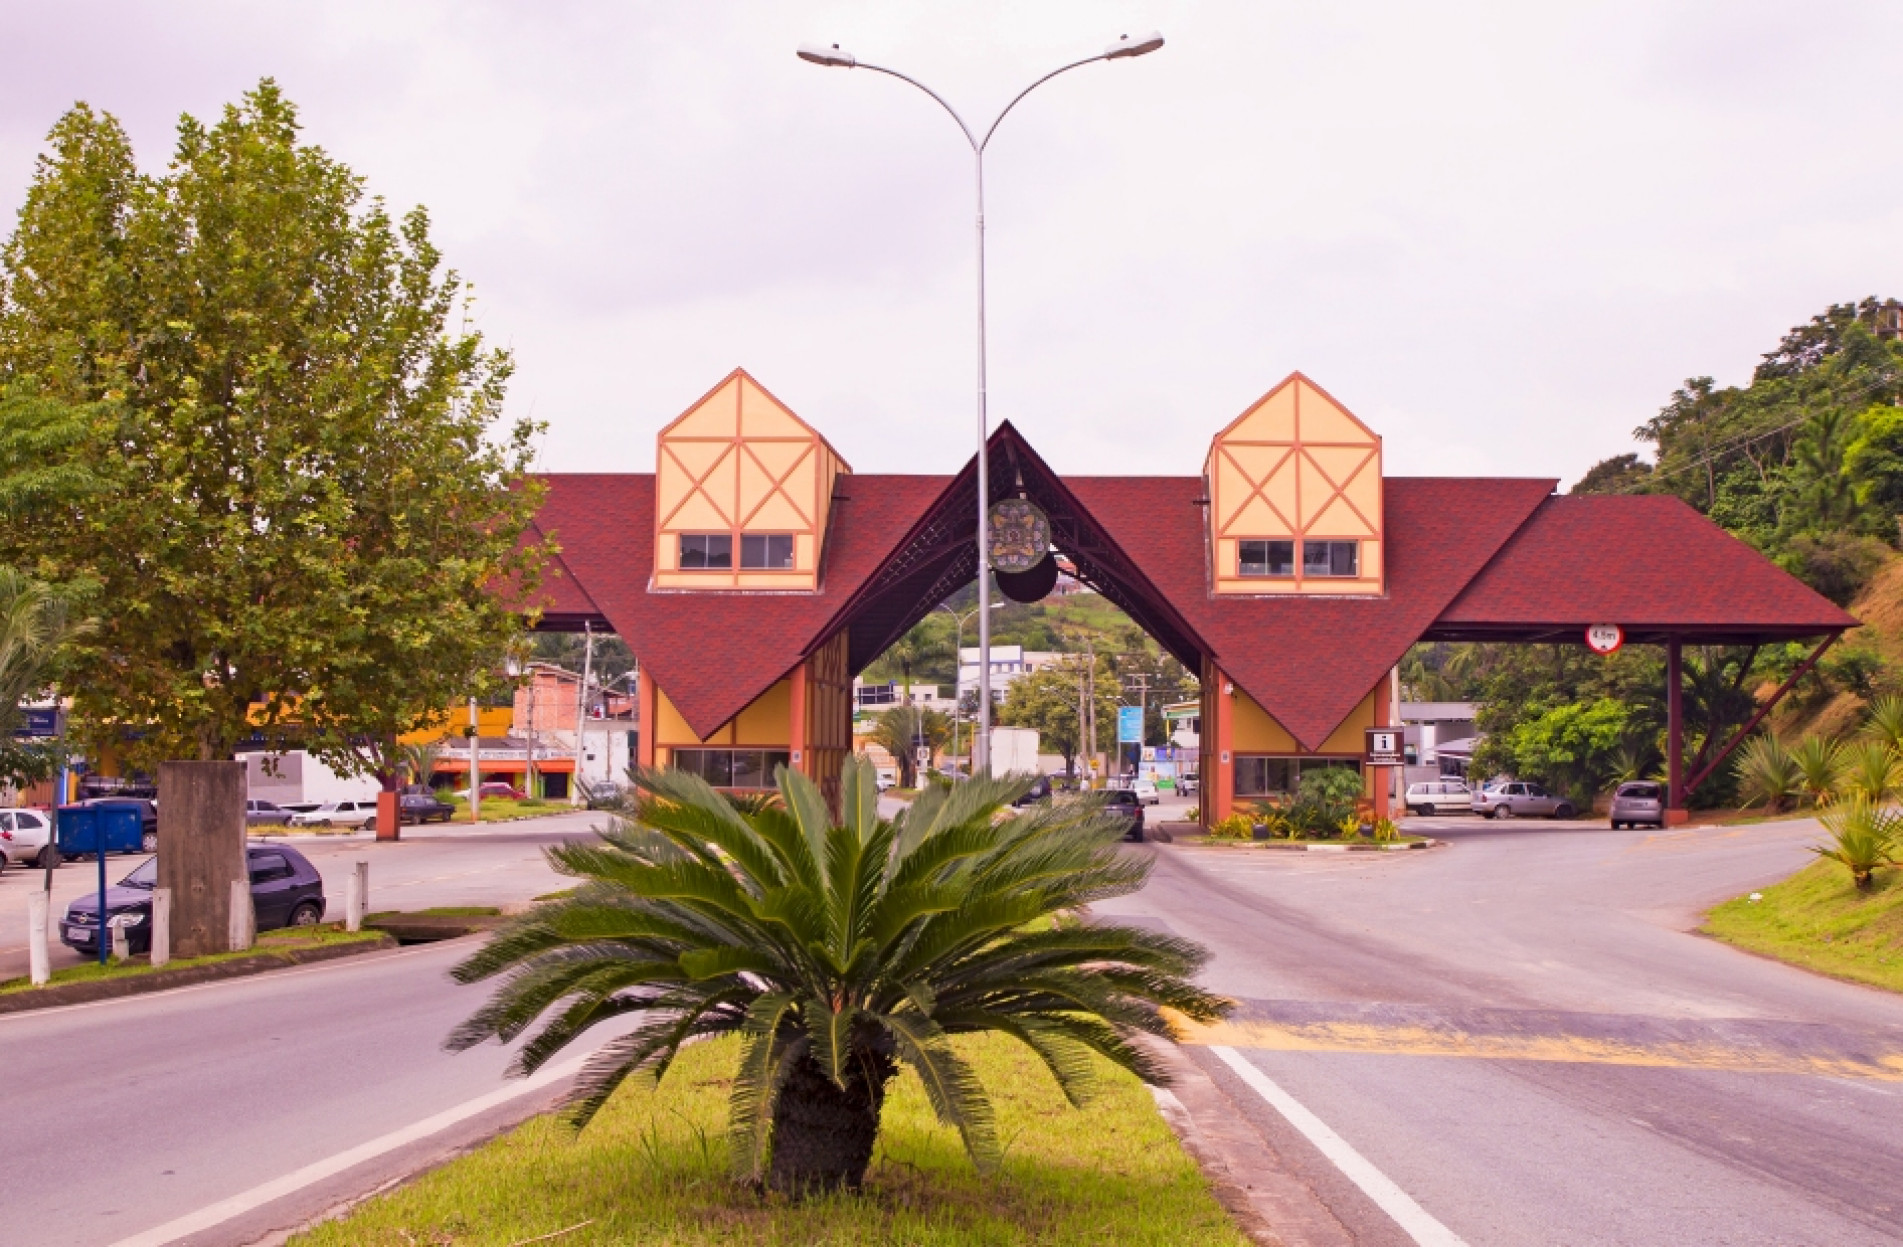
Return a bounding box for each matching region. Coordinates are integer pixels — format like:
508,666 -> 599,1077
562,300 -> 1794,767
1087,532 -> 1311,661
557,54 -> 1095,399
1410,299 -> 1903,806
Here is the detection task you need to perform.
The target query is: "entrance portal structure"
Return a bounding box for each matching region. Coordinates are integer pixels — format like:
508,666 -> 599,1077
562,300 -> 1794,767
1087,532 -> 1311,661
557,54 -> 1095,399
527,369 -> 1854,824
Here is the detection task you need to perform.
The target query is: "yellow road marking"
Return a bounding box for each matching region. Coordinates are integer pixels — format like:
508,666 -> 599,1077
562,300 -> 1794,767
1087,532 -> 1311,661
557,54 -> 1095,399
1179,1018 -> 1903,1081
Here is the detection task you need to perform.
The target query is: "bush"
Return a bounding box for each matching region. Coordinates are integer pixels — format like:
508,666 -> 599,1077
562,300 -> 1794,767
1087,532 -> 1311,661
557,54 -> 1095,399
1810,797 -> 1903,890
1734,734 -> 1802,812
1205,813 -> 1254,841
1286,768 -> 1363,838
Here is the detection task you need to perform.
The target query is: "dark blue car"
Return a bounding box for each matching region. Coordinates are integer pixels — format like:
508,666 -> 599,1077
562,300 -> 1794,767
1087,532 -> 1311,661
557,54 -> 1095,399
60,844 -> 327,957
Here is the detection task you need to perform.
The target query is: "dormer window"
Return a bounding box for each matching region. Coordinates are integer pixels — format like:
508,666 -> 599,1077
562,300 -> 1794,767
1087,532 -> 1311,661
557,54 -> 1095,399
741,534 -> 795,569
1302,540 -> 1358,577
679,533 -> 733,569
1238,540 -> 1295,577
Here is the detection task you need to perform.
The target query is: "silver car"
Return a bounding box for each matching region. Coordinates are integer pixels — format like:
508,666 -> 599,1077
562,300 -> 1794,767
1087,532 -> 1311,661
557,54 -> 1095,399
0,808 -> 56,868
1609,781 -> 1665,829
1471,781 -> 1578,820
1404,780 -> 1472,815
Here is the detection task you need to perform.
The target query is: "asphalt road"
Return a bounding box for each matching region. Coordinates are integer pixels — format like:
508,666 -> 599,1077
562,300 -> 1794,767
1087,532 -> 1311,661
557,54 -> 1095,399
1096,815 -> 1903,1246
0,811 -> 621,1247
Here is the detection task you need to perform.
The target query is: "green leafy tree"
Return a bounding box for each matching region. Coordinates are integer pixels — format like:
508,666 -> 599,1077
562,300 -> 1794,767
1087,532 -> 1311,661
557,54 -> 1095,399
0,83 -> 548,783
447,758 -> 1229,1193
0,567 -> 92,787
998,656 -> 1118,778
1845,405 -> 1903,525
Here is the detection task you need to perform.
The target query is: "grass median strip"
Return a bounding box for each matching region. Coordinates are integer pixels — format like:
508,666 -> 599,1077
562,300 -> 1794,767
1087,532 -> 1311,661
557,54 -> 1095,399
1704,860 -> 1903,995
290,1033 -> 1247,1247
0,925 -> 389,996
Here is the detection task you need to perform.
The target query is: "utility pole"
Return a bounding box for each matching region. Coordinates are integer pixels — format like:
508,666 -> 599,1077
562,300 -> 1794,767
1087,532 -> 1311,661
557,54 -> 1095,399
1123,671 -> 1153,777
1085,639 -> 1097,788
572,622 -> 595,806
468,696 -> 481,823
525,664 -> 538,800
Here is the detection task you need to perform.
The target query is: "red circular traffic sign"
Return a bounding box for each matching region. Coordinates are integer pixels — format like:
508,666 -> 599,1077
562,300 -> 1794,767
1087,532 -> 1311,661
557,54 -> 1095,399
1585,623 -> 1624,655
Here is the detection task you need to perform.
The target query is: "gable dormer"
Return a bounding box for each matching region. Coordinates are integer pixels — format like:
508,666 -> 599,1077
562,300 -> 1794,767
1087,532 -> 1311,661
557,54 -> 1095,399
652,370 -> 849,592
1205,373 -> 1384,596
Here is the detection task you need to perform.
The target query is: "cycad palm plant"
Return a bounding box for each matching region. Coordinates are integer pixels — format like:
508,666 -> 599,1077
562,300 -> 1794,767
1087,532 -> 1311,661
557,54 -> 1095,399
1835,741 -> 1901,806
1809,797 -> 1903,891
1733,734 -> 1802,812
399,739 -> 444,790
1864,694 -> 1903,754
447,757 -> 1228,1194
1790,736 -> 1843,807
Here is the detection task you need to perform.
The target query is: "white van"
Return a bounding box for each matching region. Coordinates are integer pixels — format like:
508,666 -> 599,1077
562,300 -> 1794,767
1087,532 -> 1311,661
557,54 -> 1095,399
1404,780 -> 1472,816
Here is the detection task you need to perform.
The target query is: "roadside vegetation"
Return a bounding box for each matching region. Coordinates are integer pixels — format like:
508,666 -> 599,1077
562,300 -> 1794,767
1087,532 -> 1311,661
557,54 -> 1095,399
291,1032 -> 1246,1247
447,758 -> 1226,1196
1705,859 -> 1903,995
1402,301 -> 1903,814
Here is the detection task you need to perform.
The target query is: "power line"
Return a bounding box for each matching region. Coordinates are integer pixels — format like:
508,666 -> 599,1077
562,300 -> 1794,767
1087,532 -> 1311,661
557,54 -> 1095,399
1629,369 -> 1899,487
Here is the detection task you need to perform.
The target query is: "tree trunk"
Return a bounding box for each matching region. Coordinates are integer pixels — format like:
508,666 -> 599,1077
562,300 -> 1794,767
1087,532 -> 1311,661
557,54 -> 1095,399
766,1051 -> 894,1195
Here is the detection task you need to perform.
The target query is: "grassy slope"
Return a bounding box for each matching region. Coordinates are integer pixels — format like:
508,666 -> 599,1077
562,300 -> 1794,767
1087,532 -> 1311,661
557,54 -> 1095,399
1774,555 -> 1903,740
1704,860 -> 1903,994
291,1033 -> 1246,1247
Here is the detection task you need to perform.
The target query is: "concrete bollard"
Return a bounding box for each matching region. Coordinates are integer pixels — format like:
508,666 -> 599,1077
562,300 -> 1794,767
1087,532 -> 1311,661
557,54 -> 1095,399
344,859 -> 368,932
27,890 -> 49,986
152,887 -> 172,968
229,878 -> 255,951
111,923 -> 130,962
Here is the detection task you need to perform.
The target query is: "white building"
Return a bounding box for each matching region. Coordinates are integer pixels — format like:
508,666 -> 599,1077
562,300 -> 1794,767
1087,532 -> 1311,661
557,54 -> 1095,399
955,645 -> 1065,702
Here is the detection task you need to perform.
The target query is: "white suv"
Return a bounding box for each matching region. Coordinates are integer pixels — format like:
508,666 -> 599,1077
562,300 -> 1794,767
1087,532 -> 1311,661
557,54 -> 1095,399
1404,781 -> 1472,816
0,808 -> 57,868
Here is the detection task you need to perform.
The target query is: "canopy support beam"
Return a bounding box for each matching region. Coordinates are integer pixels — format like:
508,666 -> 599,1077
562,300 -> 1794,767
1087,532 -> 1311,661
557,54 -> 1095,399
1683,633 -> 1839,798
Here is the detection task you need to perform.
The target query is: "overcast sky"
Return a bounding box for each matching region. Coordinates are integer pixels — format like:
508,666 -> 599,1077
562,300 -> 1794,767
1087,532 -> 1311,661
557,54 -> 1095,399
6,2 -> 1903,486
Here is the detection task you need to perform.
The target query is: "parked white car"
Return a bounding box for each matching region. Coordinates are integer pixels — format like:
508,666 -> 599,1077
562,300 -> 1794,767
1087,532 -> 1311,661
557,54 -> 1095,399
1403,781 -> 1472,816
287,799 -> 379,830
0,808 -> 56,868
1131,778 -> 1161,805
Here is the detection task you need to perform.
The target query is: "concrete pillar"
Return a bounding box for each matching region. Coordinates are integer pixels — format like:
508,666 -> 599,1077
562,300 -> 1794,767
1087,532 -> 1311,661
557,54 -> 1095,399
151,888 -> 171,967
345,859 -> 368,932
27,890 -> 49,985
229,878 -> 255,951
157,761 -> 248,958
110,923 -> 129,961
375,789 -> 400,843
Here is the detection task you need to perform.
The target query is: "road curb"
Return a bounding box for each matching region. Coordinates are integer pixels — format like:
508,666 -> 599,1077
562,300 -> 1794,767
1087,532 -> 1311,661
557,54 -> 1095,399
1136,1034 -> 1349,1247
0,934 -> 397,1016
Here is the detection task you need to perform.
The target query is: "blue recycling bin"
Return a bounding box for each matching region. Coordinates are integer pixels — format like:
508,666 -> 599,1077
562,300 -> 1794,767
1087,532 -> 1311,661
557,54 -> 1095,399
56,804 -> 145,858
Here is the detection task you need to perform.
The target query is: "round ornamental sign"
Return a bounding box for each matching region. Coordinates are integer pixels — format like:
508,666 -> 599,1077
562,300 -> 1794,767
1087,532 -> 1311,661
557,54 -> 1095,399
987,499 -> 1052,573
1585,623 -> 1624,655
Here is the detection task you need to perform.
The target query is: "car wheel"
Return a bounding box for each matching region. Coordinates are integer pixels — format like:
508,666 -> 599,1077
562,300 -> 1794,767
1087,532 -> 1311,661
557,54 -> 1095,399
317,820 -> 332,828
142,830 -> 158,853
1554,804 -> 1577,819
1492,805 -> 1512,820
287,900 -> 324,927
363,817 -> 376,833
36,845 -> 60,869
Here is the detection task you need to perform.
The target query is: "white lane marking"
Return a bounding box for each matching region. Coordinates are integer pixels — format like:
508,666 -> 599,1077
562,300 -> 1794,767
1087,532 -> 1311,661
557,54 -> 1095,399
1209,1044 -> 1466,1247
106,1052 -> 589,1247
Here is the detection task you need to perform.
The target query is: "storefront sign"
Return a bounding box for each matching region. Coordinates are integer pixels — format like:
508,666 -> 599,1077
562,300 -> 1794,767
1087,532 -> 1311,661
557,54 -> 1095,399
1585,623 -> 1624,655
1118,706 -> 1143,744
1364,728 -> 1403,766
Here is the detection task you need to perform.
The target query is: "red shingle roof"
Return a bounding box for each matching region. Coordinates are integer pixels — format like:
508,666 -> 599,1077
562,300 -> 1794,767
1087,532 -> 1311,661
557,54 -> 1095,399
1433,494 -> 1857,641
527,463 -> 1853,752
529,473 -> 946,739
1067,476 -> 1558,750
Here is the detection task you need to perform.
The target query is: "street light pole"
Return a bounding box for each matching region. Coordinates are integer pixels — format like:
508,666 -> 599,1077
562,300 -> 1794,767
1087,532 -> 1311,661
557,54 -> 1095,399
799,32 -> 1163,776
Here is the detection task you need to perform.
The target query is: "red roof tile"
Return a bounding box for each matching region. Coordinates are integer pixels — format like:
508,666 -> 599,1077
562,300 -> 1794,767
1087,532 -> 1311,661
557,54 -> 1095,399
1433,494 -> 1857,640
530,473 -> 947,739
1068,476 -> 1557,749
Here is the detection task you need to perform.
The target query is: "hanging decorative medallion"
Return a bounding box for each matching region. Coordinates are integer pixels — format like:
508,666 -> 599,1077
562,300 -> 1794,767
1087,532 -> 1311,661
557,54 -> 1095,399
987,499 -> 1051,572
996,554 -> 1059,603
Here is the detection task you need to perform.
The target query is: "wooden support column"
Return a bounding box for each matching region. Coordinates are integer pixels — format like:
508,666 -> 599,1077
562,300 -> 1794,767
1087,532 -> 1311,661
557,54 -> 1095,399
789,660 -> 808,779
636,666 -> 657,771
1665,636 -> 1688,825
1211,660 -> 1235,825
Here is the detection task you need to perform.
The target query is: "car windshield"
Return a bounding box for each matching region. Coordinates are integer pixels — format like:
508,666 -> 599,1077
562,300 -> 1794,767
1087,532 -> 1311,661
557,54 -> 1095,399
1618,783 -> 1661,798
119,857 -> 157,889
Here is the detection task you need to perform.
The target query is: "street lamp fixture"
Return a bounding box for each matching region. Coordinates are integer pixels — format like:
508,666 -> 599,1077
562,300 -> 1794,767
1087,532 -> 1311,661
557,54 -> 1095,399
798,33 -> 1163,775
